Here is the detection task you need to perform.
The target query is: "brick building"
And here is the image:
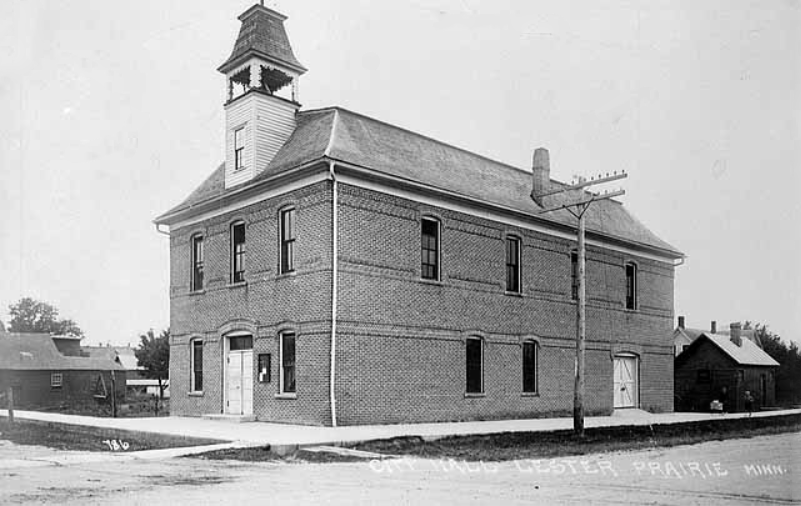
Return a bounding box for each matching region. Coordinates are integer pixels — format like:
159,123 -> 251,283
154,4 -> 683,425
674,323 -> 778,412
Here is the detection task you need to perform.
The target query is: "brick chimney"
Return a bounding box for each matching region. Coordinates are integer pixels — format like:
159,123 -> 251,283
678,316 -> 685,329
730,322 -> 742,347
530,148 -> 550,206
711,321 -> 717,334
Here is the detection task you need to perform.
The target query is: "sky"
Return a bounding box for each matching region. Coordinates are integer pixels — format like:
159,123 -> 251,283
0,0 -> 799,346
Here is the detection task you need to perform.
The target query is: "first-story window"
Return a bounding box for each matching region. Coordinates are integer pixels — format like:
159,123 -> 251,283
506,236 -> 521,293
523,341 -> 538,393
466,337 -> 483,394
280,332 -> 296,394
191,235 -> 204,291
191,339 -> 203,392
625,262 -> 638,310
231,222 -> 246,283
51,372 -> 63,389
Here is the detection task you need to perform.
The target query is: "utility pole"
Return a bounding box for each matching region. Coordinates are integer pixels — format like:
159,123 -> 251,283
531,152 -> 627,436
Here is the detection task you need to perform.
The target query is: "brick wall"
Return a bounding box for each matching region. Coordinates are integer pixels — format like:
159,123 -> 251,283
166,178 -> 676,425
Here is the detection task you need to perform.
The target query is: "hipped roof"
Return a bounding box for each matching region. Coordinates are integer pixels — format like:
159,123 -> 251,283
157,107 -> 682,259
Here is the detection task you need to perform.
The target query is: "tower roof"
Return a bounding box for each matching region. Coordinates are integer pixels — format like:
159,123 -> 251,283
218,4 -> 306,74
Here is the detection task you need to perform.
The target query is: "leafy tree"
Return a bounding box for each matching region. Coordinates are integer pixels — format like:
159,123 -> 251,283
753,323 -> 801,405
7,297 -> 84,337
135,328 -> 170,413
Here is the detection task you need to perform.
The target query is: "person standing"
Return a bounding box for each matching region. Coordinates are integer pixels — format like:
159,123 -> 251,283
744,390 -> 754,417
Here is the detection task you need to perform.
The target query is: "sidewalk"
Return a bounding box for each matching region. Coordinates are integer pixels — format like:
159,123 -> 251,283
3,408 -> 799,450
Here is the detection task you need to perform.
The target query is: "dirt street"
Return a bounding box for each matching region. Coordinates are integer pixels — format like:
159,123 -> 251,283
1,432 -> 798,505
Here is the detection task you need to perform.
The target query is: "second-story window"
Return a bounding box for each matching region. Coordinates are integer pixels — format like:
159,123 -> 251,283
280,208 -> 295,274
571,251 -> 579,300
625,262 -> 638,310
234,127 -> 245,170
506,237 -> 521,293
421,218 -> 440,280
191,235 -> 204,291
231,222 -> 246,283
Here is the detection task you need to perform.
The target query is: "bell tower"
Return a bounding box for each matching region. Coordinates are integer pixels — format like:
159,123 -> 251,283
218,4 -> 307,188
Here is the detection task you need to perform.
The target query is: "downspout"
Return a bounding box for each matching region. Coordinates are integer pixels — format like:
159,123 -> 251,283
328,160 -> 339,427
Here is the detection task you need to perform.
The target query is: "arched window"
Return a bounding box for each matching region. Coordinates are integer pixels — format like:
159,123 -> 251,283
190,234 -> 204,291
465,337 -> 483,394
522,341 -> 538,394
231,221 -> 246,283
421,217 -> 440,281
625,262 -> 638,310
190,338 -> 203,393
506,236 -> 521,293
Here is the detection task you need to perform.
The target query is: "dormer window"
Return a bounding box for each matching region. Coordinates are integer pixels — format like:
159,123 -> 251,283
234,127 -> 245,170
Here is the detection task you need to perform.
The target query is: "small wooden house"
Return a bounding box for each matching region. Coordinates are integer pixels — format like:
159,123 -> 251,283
674,323 -> 778,412
0,332 -> 126,408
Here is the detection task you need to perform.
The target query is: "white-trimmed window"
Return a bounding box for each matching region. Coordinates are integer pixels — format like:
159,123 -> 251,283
280,208 -> 296,274
191,234 -> 204,291
51,372 -> 63,389
421,218 -> 440,281
506,236 -> 521,293
190,339 -> 203,392
465,337 -> 483,394
231,221 -> 246,283
234,127 -> 245,170
279,332 -> 296,395
523,341 -> 538,394
625,262 -> 638,310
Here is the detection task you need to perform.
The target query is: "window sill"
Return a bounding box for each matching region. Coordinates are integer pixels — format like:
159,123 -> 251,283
275,393 -> 297,399
234,166 -> 247,172
521,392 -> 540,397
420,278 -> 444,286
504,291 -> 523,298
188,391 -> 204,397
189,289 -> 206,296
228,281 -> 248,289
464,392 -> 486,398
276,271 -> 297,280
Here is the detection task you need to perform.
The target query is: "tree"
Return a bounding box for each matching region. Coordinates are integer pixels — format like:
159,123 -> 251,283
135,328 -> 170,413
7,297 -> 84,337
753,323 -> 801,405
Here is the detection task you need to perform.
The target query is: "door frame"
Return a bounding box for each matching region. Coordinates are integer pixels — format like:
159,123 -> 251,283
613,353 -> 640,409
222,331 -> 254,415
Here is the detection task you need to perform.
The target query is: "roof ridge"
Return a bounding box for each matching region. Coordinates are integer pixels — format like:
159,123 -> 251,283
304,105 -> 543,178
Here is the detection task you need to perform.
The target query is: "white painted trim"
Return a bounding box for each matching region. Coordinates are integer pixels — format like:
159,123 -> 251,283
328,161 -> 338,427
171,171 -> 328,230
336,173 -> 677,264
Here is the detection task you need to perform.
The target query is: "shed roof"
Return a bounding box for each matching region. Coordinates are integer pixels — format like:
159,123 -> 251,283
0,333 -> 125,371
83,346 -> 143,371
158,107 -> 682,258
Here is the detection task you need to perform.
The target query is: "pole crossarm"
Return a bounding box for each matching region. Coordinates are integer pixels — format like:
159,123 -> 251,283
532,172 -> 627,200
537,189 -> 626,215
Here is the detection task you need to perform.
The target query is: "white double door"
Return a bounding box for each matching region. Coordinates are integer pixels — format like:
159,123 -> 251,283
613,355 -> 638,409
227,349 -> 253,415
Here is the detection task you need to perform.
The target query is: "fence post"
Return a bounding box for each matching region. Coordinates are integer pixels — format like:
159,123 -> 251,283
6,386 -> 14,424
110,371 -> 117,418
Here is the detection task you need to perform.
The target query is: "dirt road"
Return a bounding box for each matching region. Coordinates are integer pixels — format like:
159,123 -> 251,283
1,432 -> 798,505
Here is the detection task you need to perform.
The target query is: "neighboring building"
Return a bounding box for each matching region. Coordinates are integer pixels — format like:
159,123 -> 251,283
154,4 -> 684,426
83,345 -> 170,398
673,317 -> 763,357
674,322 -> 778,412
0,333 -> 126,408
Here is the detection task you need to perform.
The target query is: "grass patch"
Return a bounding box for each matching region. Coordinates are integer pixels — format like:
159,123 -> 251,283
193,446 -> 367,464
0,418 -> 224,452
351,413 -> 801,461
